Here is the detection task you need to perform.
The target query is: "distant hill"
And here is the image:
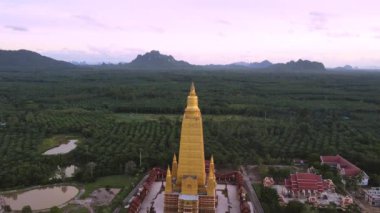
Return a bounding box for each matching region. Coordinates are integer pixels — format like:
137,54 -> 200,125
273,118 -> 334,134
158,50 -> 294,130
0,49 -> 327,72
95,53 -> 325,71
230,60 -> 273,69
201,60 -> 272,70
271,59 -> 326,71
202,59 -> 325,71
127,50 -> 193,70
0,49 -> 74,71
333,65 -> 355,70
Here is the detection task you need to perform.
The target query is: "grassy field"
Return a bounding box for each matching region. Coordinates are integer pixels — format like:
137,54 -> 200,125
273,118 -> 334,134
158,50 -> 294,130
81,175 -> 132,198
61,204 -> 89,213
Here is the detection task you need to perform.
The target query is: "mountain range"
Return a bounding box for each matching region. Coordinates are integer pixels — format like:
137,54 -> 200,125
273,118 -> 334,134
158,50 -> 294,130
0,49 -> 327,71
0,49 -> 74,71
127,50 -> 193,69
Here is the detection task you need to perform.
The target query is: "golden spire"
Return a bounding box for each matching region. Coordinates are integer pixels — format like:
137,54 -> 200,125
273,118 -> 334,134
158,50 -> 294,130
165,166 -> 172,193
208,163 -> 214,178
167,165 -> 172,176
177,82 -> 206,187
207,164 -> 217,196
189,82 -> 196,96
209,155 -> 215,179
184,82 -> 200,117
172,154 -> 178,178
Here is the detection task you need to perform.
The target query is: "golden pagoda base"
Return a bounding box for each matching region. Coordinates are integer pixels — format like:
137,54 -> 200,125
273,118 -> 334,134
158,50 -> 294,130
164,193 -> 216,213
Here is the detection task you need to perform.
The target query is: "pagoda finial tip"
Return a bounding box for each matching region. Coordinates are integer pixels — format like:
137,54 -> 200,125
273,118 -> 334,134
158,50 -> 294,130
189,82 -> 196,96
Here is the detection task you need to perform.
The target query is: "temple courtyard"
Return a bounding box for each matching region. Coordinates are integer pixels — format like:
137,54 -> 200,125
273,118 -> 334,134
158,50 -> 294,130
138,182 -> 241,213
273,185 -> 342,205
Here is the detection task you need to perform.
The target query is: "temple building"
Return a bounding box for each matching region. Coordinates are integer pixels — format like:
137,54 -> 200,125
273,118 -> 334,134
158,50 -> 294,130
164,83 -> 217,213
125,83 -> 252,213
320,155 -> 369,185
283,173 -> 333,198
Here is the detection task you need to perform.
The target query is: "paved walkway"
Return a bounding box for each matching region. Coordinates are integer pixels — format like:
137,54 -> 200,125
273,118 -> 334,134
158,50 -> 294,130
240,166 -> 264,213
346,190 -> 380,213
216,184 -> 240,213
138,182 -> 164,213
70,189 -> 94,213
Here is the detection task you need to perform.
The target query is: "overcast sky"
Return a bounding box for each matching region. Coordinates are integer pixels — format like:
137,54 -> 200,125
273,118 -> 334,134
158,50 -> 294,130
1,0 -> 380,67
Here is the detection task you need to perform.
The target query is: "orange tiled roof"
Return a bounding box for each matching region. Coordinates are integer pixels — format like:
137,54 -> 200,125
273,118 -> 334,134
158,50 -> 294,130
320,155 -> 361,177
285,173 -> 328,192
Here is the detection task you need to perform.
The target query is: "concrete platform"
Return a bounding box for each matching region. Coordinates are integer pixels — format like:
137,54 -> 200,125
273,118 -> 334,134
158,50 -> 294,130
138,182 -> 241,212
139,182 -> 165,212
216,184 -> 240,213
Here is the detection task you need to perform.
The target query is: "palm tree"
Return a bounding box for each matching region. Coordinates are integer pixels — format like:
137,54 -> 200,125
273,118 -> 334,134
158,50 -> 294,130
87,162 -> 97,178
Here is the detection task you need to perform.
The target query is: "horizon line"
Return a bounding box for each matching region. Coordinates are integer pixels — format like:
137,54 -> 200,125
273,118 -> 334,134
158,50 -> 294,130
3,48 -> 380,70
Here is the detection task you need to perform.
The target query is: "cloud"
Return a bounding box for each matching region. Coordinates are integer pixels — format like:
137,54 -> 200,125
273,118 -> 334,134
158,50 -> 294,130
308,11 -> 329,31
146,25 -> 165,33
72,15 -> 124,30
372,27 -> 380,38
326,32 -> 359,38
73,15 -> 113,29
4,25 -> 28,32
216,19 -> 231,25
72,15 -> 164,33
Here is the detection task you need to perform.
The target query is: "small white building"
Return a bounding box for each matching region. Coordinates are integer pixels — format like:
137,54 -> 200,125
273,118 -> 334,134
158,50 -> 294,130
364,187 -> 380,207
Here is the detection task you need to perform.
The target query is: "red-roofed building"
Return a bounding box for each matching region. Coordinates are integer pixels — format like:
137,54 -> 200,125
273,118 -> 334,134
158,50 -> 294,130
320,155 -> 368,185
284,173 -> 332,198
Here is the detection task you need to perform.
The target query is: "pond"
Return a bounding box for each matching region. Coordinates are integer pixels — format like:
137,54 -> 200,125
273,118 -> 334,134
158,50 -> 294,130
43,139 -> 78,155
2,186 -> 79,211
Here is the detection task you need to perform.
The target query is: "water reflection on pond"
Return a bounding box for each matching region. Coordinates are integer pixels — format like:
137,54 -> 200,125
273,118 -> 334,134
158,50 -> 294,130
2,186 -> 79,211
43,139 -> 78,155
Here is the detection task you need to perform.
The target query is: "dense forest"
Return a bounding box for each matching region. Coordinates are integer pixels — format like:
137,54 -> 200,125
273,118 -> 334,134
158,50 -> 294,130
1,69 -> 380,189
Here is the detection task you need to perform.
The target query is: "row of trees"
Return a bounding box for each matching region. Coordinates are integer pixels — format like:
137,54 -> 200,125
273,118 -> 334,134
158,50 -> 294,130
1,69 -> 380,190
2,107 -> 379,189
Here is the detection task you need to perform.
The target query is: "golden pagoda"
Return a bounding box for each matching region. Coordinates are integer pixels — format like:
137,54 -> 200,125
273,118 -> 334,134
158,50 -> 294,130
164,83 -> 216,213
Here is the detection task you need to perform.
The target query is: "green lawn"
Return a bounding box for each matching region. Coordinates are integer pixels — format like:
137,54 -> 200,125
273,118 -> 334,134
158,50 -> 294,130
82,175 -> 132,198
61,204 -> 89,213
38,135 -> 82,153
